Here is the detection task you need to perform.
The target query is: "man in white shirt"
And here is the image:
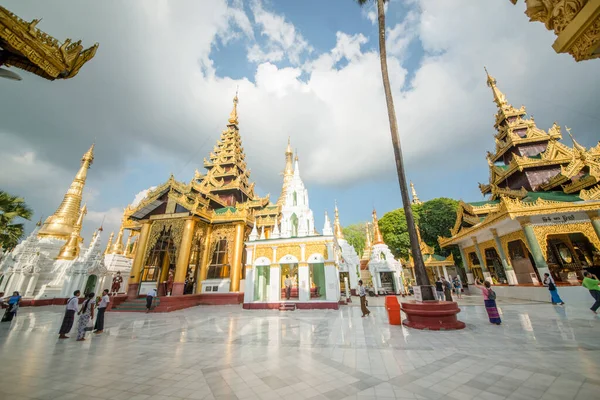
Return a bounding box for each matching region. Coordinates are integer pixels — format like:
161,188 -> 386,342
284,275 -> 292,300
358,280 -> 370,317
146,288 -> 157,313
94,289 -> 110,334
58,290 -> 80,339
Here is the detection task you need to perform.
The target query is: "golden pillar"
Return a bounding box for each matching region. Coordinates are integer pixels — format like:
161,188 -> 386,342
197,225 -> 213,293
230,222 -> 245,292
172,219 -> 196,296
127,221 -> 152,298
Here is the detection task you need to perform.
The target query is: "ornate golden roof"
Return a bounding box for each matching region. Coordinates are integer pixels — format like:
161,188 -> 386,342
38,144 -> 94,240
0,6 -> 98,80
371,209 -> 384,245
410,182 -> 423,205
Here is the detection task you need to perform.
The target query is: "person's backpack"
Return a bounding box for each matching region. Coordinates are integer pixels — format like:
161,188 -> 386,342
548,281 -> 556,291
487,287 -> 497,301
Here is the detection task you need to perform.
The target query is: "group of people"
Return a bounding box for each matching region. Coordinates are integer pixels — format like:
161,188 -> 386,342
434,276 -> 463,301
58,289 -> 110,341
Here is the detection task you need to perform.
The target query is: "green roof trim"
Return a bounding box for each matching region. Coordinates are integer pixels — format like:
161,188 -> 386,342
523,191 -> 581,203
214,206 -> 237,214
469,199 -> 501,207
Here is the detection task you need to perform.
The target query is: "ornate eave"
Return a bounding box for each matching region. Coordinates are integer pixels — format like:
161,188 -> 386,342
489,123 -> 562,162
0,6 -> 98,80
580,183 -> 600,200
490,184 -> 528,200
509,0 -> 600,62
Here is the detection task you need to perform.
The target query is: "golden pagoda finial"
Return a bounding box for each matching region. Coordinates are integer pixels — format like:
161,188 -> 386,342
104,231 -> 114,255
566,126 -> 588,157
484,67 -> 508,107
38,144 -> 94,239
410,182 -> 423,205
110,224 -> 125,254
286,137 -> 292,154
333,201 -> 344,240
372,209 -> 384,245
123,230 -> 133,257
56,204 -> 87,260
36,217 -> 43,227
228,90 -> 239,125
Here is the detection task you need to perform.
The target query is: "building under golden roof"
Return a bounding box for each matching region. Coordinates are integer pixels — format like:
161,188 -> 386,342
0,5 -> 98,80
439,70 -> 600,286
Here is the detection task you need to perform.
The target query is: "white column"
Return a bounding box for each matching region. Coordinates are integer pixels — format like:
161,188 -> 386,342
506,270 -> 518,285
349,264 -> 358,293
269,265 -> 281,302
394,273 -> 403,294
370,269 -> 378,295
442,266 -> 449,281
466,273 -> 474,285
344,277 -> 350,300
324,262 -> 338,302
15,273 -> 27,294
298,263 -> 309,301
244,267 -> 254,303
483,271 -> 492,282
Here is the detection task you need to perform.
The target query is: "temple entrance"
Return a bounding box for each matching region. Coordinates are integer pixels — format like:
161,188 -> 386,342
546,233 -> 599,282
84,275 -> 97,296
254,265 -> 270,301
484,247 -> 507,284
507,239 -> 538,284
140,227 -> 176,295
310,263 -> 325,299
379,272 -> 395,294
280,263 -> 298,299
185,235 -> 203,295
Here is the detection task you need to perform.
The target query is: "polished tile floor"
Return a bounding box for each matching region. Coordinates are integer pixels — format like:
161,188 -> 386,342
1,297 -> 599,400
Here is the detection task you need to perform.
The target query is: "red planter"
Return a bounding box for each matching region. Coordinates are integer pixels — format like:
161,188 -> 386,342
401,300 -> 466,330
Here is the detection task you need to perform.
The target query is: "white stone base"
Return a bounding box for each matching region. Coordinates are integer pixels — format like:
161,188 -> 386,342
505,269 -> 518,285
493,285 -> 591,304
201,279 -> 231,293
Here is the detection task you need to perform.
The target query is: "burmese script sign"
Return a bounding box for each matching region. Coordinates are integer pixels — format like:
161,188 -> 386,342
413,286 -> 423,302
532,212 -> 588,225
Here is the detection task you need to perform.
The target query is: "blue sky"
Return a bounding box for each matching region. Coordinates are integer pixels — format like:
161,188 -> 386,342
1,0 -> 598,244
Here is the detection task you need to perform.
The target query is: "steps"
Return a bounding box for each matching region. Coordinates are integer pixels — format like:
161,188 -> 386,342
111,297 -> 160,312
279,303 -> 296,311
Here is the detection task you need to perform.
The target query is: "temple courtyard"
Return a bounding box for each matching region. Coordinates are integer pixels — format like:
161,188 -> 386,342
0,295 -> 599,400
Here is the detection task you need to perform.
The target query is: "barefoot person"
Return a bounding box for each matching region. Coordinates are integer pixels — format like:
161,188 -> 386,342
582,271 -> 600,314
1,291 -> 21,323
146,288 -> 157,313
76,292 -> 95,341
543,273 -> 564,305
473,279 -> 501,325
358,280 -> 370,317
58,290 -> 80,339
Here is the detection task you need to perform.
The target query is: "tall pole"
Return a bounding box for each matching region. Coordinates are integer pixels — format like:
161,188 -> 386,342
376,0 -> 433,299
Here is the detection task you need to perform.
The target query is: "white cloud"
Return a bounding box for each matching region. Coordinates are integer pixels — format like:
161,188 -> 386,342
131,187 -> 157,208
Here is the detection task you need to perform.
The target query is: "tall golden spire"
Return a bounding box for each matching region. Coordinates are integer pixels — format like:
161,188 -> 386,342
228,91 -> 239,125
38,144 -> 94,239
123,230 -> 133,256
104,231 -> 114,255
110,224 -> 125,254
277,137 -> 295,206
372,209 -> 384,245
410,182 -> 423,205
484,67 -> 508,108
333,201 -> 344,239
56,204 -> 87,260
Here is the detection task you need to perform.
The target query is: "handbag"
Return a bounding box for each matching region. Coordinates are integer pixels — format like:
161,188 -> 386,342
84,319 -> 94,332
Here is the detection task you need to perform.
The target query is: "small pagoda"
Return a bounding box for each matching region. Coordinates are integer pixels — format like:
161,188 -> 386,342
0,6 -> 98,80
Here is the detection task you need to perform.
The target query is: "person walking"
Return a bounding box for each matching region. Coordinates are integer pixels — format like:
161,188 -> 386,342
442,277 -> 453,301
358,280 -> 370,317
1,291 -> 21,322
582,271 -> 600,314
111,271 -> 123,296
542,273 -> 564,305
284,275 -> 292,300
76,292 -> 95,341
453,277 -> 463,299
94,289 -> 110,334
59,290 -> 80,339
435,277 -> 444,301
473,279 -> 501,325
146,288 -> 157,313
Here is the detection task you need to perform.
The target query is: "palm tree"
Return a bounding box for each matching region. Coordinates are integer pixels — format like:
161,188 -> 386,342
0,190 -> 33,249
355,0 -> 433,299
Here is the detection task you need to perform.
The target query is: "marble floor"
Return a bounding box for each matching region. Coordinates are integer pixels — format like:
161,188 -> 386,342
0,298 -> 599,400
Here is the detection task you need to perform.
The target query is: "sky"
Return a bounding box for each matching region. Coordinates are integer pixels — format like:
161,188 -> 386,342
1,0 -> 599,246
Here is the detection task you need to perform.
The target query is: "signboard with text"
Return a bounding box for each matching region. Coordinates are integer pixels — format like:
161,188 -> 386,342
413,286 -> 423,303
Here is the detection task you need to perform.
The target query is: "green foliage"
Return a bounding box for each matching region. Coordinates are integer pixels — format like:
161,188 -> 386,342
377,198 -> 460,262
342,223 -> 367,257
378,206 -> 420,260
0,190 -> 33,249
417,198 -> 459,256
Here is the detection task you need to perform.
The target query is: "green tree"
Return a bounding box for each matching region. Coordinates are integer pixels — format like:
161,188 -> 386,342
0,190 -> 33,249
355,0 -> 430,294
378,206 -> 420,260
342,223 -> 367,257
417,198 -> 459,256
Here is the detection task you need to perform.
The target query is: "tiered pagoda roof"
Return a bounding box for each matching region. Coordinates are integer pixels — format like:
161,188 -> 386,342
439,70 -> 600,246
